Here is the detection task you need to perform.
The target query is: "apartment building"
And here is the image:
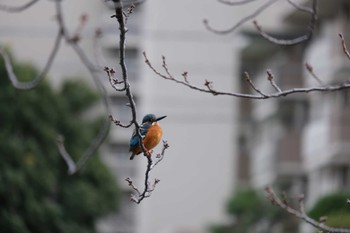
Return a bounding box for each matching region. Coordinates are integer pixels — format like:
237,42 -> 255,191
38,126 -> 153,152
302,0 -> 350,207
236,0 -> 350,232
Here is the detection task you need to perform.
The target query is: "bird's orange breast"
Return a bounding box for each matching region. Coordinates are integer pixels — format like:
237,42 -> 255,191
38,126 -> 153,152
143,124 -> 163,151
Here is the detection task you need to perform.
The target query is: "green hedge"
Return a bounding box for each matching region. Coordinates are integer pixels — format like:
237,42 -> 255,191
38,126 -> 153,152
308,192 -> 350,228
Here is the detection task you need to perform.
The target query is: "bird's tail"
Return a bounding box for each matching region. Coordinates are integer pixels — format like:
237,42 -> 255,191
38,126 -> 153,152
130,152 -> 136,160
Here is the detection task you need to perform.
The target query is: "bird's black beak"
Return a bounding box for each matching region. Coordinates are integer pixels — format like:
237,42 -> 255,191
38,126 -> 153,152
156,115 -> 167,121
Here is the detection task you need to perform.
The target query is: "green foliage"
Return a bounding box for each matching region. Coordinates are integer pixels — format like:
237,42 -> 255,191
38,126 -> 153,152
211,188 -> 294,233
227,188 -> 265,217
325,213 -> 350,228
227,188 -> 281,222
308,192 -> 350,228
226,188 -> 264,232
0,54 -> 120,233
210,225 -> 231,233
60,80 -> 99,114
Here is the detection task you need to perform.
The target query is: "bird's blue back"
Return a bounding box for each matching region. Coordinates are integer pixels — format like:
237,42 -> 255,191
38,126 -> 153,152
129,122 -> 152,150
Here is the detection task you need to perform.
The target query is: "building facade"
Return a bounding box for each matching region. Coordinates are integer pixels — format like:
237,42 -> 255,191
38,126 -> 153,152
236,0 -> 350,232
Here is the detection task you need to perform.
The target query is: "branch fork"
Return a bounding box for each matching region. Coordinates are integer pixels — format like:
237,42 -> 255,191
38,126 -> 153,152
265,186 -> 350,233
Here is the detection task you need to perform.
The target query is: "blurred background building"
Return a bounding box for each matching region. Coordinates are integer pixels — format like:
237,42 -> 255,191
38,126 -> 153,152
238,0 -> 350,202
1,0 -> 350,233
236,0 -> 350,232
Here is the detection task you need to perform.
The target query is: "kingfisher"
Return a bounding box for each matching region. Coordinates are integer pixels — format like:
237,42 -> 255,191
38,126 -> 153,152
129,114 -> 166,160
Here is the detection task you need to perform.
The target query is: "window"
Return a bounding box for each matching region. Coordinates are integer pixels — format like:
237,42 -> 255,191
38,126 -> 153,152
340,166 -> 350,188
106,47 -> 140,82
279,99 -> 309,130
339,89 -> 350,107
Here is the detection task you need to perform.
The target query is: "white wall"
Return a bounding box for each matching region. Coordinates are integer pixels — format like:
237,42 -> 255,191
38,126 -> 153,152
136,1 -> 240,232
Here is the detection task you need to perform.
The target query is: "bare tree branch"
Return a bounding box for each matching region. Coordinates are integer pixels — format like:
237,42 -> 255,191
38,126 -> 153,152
286,0 -> 313,14
206,0 -> 318,45
109,114 -> 133,128
125,177 -> 141,196
0,0 -> 39,13
111,1 -> 169,204
56,135 -> 77,175
69,13 -> 89,43
266,69 -> 282,92
204,0 -> 279,34
265,186 -> 350,233
54,0 -> 112,175
253,0 -> 318,45
112,2 -> 139,125
253,20 -> 310,45
143,52 -> 350,99
339,33 -> 350,61
305,62 -> 324,85
0,30 -> 62,90
126,141 -> 169,203
150,140 -> 170,170
244,71 -> 268,97
105,66 -> 126,92
217,0 -> 260,6
56,119 -> 110,175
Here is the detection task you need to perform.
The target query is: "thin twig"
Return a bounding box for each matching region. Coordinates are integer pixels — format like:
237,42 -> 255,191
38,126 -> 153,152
109,115 -> 133,128
147,179 -> 160,193
104,66 -> 126,91
253,20 -> 310,45
74,120 -> 111,174
305,62 -> 324,85
204,79 -> 219,96
253,0 -> 318,45
56,135 -> 77,175
125,177 -> 141,196
265,186 -> 350,233
162,56 -> 174,79
128,141 -> 169,203
69,13 -> 89,43
144,52 -> 350,99
182,72 -> 189,84
0,0 -> 39,13
114,1 -> 139,127
204,0 -> 279,34
56,119 -> 110,175
151,141 -> 170,170
266,69 -> 282,92
124,4 -> 136,23
339,33 -> 350,61
286,0 -> 313,14
217,0 -> 260,6
244,72 -> 267,97
297,194 -> 305,214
